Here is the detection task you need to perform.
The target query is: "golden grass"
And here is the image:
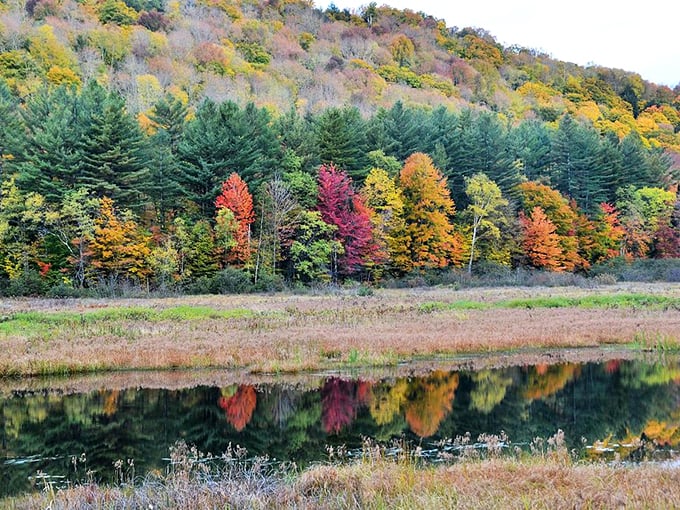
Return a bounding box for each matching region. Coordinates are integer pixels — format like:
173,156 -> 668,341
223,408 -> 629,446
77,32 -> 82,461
1,283 -> 679,376
7,454 -> 680,509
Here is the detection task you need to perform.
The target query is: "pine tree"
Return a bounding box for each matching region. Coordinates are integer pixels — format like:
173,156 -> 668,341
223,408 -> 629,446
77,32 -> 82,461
550,114 -> 607,214
79,84 -> 149,211
315,107 -> 368,181
13,85 -> 86,202
179,100 -> 280,215
147,94 -> 188,151
142,130 -> 185,226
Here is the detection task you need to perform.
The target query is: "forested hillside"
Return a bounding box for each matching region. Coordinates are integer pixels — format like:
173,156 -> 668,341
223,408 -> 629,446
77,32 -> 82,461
0,0 -> 679,294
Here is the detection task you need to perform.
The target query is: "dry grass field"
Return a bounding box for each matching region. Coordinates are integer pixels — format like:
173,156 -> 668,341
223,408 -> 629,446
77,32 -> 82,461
0,282 -> 678,377
3,283 -> 680,509
7,439 -> 680,509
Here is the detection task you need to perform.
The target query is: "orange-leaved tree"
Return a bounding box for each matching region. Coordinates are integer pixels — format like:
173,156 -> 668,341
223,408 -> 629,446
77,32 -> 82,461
518,206 -> 564,271
218,385 -> 257,432
392,153 -> 463,272
404,371 -> 459,438
215,172 -> 255,266
516,181 -> 587,270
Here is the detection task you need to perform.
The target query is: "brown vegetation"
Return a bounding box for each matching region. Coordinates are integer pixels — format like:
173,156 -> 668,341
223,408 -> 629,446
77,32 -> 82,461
0,283 -> 678,377
8,448 -> 680,509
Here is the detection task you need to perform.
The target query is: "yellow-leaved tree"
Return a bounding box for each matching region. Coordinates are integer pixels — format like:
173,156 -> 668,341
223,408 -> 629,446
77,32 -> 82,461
392,153 -> 463,272
89,197 -> 151,283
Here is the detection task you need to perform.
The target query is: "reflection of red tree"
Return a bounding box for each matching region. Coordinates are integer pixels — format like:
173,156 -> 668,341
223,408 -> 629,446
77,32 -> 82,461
356,380 -> 373,406
605,359 -> 622,374
322,378 -> 358,434
218,385 -> 257,431
405,371 -> 459,438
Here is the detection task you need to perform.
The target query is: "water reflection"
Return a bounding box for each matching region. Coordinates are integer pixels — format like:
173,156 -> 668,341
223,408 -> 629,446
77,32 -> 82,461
2,357 -> 680,497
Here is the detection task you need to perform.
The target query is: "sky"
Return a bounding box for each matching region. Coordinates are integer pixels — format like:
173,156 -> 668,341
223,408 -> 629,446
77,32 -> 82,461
316,0 -> 680,87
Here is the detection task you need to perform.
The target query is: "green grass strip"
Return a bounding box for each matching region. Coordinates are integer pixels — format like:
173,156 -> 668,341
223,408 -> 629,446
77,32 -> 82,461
0,306 -> 256,334
419,293 -> 680,314
501,294 -> 680,310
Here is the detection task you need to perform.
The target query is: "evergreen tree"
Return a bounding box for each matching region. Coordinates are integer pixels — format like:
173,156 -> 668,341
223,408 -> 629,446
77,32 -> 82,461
549,115 -> 607,214
274,108 -> 319,174
617,132 -> 651,189
365,102 -> 426,162
315,106 -> 368,180
147,94 -> 188,152
13,85 -> 86,202
506,119 -> 552,182
0,79 -> 22,186
79,84 -> 149,211
179,100 -> 280,215
142,130 -> 185,226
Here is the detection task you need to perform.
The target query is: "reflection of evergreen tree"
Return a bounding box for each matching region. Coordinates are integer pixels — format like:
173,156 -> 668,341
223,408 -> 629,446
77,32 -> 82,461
235,385 -> 324,465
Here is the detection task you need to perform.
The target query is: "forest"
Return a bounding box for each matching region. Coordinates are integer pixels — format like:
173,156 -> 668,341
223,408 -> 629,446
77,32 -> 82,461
1,0 -> 679,295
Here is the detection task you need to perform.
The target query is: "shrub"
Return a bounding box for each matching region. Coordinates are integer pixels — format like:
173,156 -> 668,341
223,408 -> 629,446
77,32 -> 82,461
2,271 -> 47,297
236,42 -> 271,66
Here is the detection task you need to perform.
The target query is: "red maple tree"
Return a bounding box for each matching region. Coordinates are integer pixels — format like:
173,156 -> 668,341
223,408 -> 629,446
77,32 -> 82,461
317,164 -> 376,276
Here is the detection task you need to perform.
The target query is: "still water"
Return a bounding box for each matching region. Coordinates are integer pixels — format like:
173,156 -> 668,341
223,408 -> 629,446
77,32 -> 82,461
2,356 -> 680,497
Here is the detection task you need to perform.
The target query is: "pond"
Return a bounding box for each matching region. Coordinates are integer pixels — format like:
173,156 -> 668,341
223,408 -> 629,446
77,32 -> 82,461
2,354 -> 680,497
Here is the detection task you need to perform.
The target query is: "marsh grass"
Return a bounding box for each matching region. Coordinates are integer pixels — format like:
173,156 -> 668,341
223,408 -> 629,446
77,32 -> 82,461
1,284 -> 679,377
6,434 -> 680,510
419,293 -> 680,313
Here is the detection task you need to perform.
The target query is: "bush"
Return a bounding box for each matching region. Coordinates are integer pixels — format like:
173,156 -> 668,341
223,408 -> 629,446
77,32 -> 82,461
46,283 -> 90,298
186,268 -> 258,295
138,10 -> 170,32
2,271 -> 47,297
253,272 -> 286,293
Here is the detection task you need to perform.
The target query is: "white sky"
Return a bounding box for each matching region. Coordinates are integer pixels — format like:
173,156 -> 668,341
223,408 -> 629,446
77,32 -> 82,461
316,0 -> 680,87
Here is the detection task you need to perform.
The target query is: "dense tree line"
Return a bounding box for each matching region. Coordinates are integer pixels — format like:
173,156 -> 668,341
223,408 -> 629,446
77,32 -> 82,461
0,79 -> 678,294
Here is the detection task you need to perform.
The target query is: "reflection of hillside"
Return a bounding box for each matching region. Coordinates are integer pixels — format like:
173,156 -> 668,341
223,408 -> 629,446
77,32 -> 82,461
523,363 -> 581,401
405,371 -> 459,438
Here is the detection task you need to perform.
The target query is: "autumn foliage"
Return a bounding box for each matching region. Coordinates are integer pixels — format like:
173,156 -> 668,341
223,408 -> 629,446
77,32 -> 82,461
519,206 -> 564,271
89,197 -> 151,280
393,153 -> 463,272
404,371 -> 459,438
218,385 -> 257,432
322,378 -> 358,434
317,164 -> 376,276
215,173 -> 255,265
